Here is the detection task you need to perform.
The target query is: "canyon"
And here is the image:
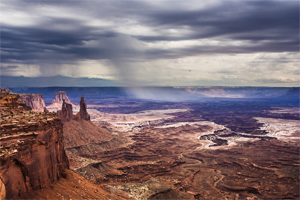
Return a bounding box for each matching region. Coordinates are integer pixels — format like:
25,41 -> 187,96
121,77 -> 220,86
70,106 -> 299,199
1,87 -> 299,199
57,89 -> 299,199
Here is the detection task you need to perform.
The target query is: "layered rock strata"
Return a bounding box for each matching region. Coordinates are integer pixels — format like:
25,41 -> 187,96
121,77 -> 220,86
52,91 -> 72,104
0,89 -> 31,111
19,93 -> 46,112
0,91 -> 69,199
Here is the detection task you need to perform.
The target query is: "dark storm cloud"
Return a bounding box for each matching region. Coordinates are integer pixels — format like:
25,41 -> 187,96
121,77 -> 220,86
1,0 -> 299,67
137,1 -> 299,42
144,40 -> 299,61
1,23 -> 121,64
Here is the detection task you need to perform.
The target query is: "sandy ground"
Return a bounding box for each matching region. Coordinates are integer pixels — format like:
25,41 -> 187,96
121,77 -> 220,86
19,170 -> 132,200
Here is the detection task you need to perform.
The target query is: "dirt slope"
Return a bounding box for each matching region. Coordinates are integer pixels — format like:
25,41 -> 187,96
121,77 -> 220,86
63,119 -> 114,148
19,169 -> 132,200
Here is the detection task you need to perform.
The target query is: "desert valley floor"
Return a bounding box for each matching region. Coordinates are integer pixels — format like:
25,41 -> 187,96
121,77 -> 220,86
74,105 -> 299,199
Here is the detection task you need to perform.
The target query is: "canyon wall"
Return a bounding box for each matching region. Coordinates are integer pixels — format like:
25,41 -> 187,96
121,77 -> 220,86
19,93 -> 46,112
0,90 -> 69,199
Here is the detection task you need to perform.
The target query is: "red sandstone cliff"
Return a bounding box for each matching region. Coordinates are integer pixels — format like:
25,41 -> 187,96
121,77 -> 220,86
0,89 -> 130,200
0,92 -> 69,199
19,93 -> 46,112
0,178 -> 5,200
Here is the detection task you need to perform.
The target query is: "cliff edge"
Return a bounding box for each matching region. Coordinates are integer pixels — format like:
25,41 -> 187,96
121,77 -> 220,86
0,90 -> 69,199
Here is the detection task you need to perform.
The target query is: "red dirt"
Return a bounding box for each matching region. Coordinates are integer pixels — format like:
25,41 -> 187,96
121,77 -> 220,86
19,169 -> 132,200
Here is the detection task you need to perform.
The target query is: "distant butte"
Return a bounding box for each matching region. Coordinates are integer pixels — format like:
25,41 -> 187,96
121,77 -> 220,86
47,91 -> 75,112
52,91 -> 72,105
19,93 -> 46,112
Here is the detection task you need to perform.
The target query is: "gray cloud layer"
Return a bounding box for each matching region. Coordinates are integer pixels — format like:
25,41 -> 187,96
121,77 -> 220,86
0,0 -> 299,86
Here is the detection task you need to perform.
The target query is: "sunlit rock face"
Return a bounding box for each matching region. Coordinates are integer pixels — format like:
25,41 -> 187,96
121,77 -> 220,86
52,91 -> 72,105
47,91 -> 74,112
0,178 -> 5,200
0,89 -> 31,111
19,93 -> 46,112
0,91 -> 69,199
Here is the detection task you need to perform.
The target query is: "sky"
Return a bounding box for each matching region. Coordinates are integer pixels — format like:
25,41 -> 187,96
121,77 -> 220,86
0,0 -> 299,87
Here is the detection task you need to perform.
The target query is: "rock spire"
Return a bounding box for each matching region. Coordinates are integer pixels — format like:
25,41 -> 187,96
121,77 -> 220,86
76,97 -> 90,121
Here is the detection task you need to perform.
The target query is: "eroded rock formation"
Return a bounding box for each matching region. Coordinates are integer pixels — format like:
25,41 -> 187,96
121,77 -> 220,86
56,96 -> 91,122
75,97 -> 90,121
47,91 -> 74,112
57,100 -> 73,122
52,91 -> 72,104
0,92 -> 69,199
19,93 -> 46,112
